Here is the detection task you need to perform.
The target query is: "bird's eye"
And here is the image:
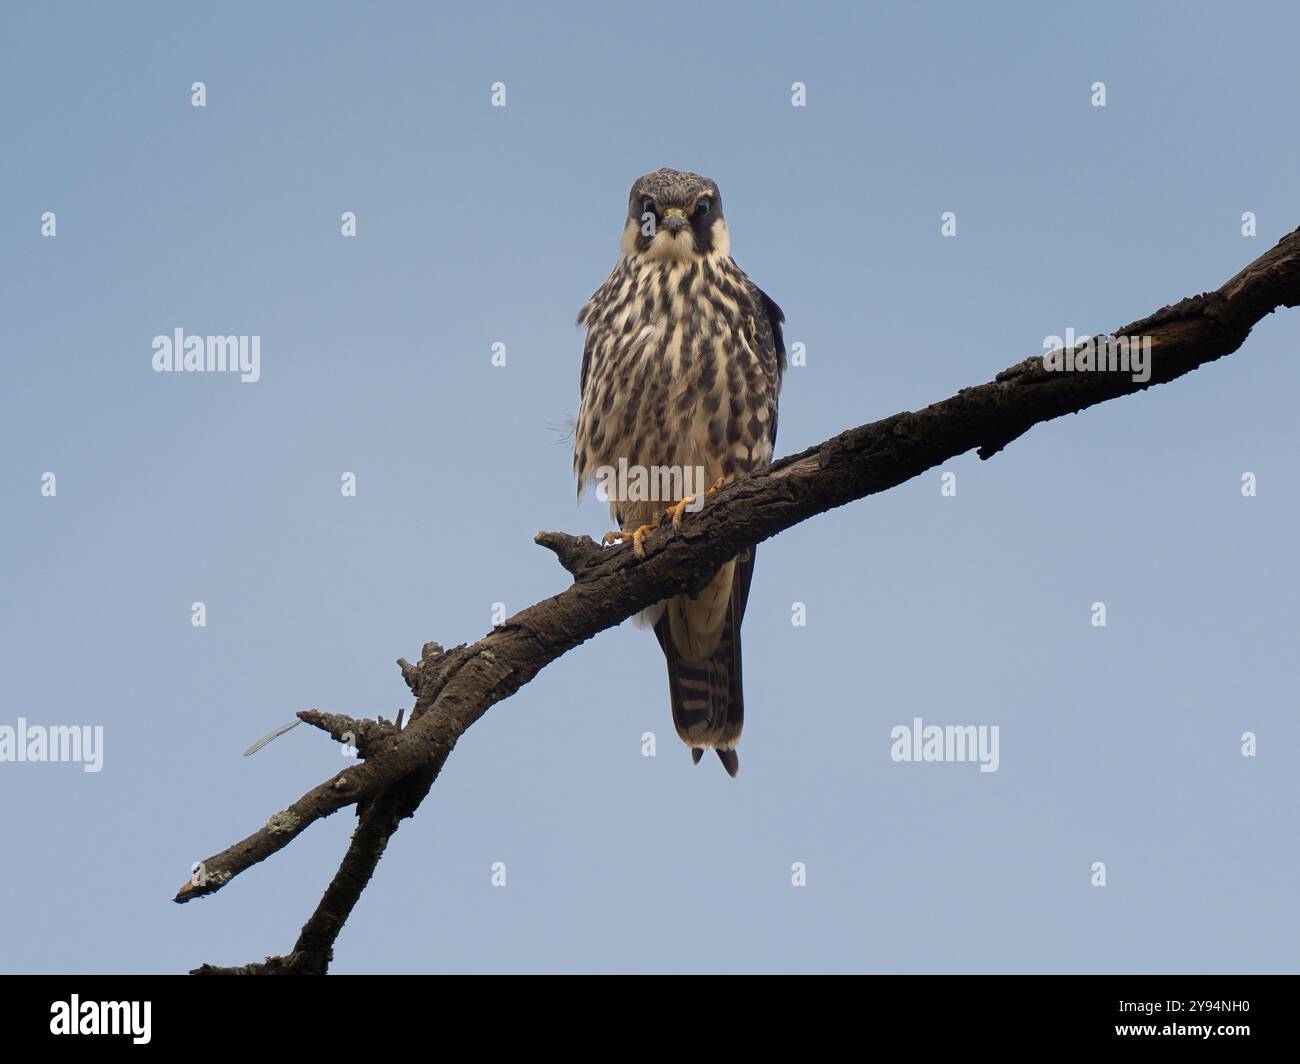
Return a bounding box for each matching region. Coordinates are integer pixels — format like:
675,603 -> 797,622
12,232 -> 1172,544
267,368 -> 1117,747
695,197 -> 711,217
641,197 -> 656,215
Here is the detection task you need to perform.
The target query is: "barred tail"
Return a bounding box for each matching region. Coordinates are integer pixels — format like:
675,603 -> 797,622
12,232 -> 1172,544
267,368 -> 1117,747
653,549 -> 755,777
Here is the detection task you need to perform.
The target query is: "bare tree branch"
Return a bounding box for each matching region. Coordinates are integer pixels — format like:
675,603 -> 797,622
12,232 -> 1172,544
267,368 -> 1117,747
179,225 -> 1300,971
191,755 -> 440,975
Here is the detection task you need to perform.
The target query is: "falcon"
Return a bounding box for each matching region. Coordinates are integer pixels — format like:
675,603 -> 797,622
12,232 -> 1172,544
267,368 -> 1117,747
574,168 -> 785,777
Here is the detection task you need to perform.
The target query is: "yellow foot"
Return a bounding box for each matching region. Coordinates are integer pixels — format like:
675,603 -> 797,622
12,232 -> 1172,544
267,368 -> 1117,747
602,517 -> 660,558
663,477 -> 727,530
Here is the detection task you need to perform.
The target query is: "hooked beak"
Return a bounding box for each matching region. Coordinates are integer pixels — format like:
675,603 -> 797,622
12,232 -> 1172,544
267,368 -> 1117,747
662,207 -> 689,234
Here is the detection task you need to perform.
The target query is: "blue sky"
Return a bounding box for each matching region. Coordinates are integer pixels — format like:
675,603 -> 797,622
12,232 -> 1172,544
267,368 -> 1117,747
1,0 -> 1297,972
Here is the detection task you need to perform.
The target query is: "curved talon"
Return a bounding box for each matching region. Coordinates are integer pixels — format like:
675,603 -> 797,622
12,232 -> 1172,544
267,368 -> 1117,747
665,478 -> 728,531
666,496 -> 692,531
603,518 -> 660,558
631,524 -> 653,557
603,482 -> 728,554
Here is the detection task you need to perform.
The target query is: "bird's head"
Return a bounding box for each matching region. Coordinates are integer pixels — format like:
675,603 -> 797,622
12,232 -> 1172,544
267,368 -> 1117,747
620,168 -> 728,264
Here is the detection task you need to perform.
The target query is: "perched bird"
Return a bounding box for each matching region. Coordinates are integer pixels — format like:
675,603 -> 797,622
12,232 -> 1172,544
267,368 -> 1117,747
574,168 -> 785,776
